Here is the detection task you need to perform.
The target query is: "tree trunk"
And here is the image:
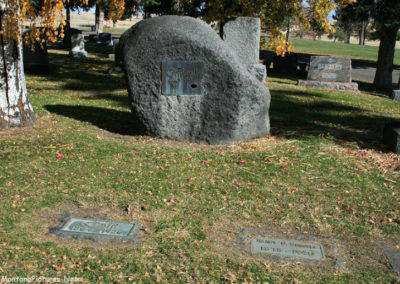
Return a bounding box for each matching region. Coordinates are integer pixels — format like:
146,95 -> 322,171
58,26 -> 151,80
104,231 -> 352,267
63,6 -> 71,49
95,5 -> 105,34
359,21 -> 365,46
346,32 -> 351,44
0,23 -> 35,129
373,27 -> 399,91
286,18 -> 290,42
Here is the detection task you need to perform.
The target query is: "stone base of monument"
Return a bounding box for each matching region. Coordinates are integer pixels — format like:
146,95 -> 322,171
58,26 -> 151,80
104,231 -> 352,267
392,90 -> 400,101
383,123 -> 400,153
69,50 -> 88,58
298,80 -> 359,91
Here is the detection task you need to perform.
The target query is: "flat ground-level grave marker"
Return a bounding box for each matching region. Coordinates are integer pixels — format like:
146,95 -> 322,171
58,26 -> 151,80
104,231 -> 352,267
384,249 -> 400,273
251,237 -> 325,261
49,216 -> 143,243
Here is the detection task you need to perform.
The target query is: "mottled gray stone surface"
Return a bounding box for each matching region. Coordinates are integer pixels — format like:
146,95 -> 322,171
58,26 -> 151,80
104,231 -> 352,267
223,17 -> 266,82
383,123 -> 400,153
120,16 -> 270,144
248,64 -> 267,82
298,80 -> 358,91
307,56 -> 352,83
69,33 -> 88,58
223,17 -> 260,66
393,90 -> 400,101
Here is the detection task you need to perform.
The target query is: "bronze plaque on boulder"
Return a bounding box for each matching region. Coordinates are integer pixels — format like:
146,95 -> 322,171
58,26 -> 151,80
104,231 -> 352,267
162,60 -> 205,96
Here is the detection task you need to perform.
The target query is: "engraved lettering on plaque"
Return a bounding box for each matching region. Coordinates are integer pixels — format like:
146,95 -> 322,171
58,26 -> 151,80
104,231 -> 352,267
162,60 -> 205,96
251,237 -> 325,260
60,217 -> 136,238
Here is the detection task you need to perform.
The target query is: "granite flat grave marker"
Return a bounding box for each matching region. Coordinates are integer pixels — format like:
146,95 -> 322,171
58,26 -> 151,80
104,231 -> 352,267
384,249 -> 400,272
298,56 -> 358,91
251,237 -> 325,261
49,216 -> 142,243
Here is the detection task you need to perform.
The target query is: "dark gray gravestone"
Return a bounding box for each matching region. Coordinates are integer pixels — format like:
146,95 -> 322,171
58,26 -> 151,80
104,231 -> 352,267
298,56 -> 358,91
251,237 -> 325,260
384,249 -> 400,272
307,56 -> 351,83
23,34 -> 50,73
49,216 -> 143,243
383,123 -> 400,153
118,16 -> 270,144
97,33 -> 113,46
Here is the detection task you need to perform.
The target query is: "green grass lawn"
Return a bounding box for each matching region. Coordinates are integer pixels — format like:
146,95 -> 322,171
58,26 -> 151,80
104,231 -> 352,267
263,37 -> 400,65
0,43 -> 399,282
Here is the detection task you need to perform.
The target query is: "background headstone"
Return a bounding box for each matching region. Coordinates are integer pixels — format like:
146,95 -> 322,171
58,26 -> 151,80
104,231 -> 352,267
119,16 -> 270,144
383,123 -> 400,153
307,56 -> 351,83
23,32 -> 50,73
69,32 -> 88,58
298,56 -> 358,91
223,17 -> 266,82
97,33 -> 113,46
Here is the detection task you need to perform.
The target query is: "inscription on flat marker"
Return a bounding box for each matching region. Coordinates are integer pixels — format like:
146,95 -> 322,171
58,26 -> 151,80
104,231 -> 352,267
60,217 -> 136,238
162,60 -> 205,96
251,237 -> 325,260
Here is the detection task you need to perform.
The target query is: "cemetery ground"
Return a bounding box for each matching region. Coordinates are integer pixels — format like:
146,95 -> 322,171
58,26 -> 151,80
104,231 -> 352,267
0,43 -> 400,283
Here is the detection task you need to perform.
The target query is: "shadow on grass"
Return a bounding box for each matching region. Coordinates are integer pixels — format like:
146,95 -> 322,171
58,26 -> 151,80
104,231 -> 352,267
43,52 -> 126,95
270,89 -> 399,150
45,105 -> 144,136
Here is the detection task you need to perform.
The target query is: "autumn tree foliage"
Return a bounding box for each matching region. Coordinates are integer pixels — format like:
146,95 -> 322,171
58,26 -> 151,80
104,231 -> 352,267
0,0 -> 126,130
205,0 -> 356,56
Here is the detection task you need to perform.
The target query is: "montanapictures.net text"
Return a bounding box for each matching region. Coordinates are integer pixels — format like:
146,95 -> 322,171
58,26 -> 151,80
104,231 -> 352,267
1,276 -> 83,283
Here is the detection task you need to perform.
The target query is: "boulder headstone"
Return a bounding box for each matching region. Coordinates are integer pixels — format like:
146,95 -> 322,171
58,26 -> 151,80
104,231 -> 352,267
69,32 -> 88,58
97,33 -> 113,46
392,90 -> 400,102
298,56 -> 358,91
383,123 -> 400,153
223,17 -> 266,82
119,16 -> 270,144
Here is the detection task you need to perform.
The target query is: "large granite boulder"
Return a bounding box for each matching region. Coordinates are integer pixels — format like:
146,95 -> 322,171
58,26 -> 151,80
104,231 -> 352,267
120,16 -> 270,144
